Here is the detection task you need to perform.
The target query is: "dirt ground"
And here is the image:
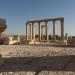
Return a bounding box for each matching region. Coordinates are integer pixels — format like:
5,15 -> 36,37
0,45 -> 75,75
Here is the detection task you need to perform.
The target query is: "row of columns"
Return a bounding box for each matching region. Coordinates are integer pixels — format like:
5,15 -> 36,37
26,22 -> 34,40
26,20 -> 64,42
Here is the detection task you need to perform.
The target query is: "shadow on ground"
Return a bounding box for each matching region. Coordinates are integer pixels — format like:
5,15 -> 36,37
0,55 -> 75,72
31,44 -> 75,48
50,45 -> 75,48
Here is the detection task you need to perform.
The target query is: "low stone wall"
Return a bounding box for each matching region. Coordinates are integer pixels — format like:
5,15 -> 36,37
67,39 -> 75,45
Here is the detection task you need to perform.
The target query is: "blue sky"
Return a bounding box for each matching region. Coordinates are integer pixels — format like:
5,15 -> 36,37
0,0 -> 75,36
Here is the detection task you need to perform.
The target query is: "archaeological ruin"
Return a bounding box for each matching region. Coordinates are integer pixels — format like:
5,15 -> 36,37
26,17 -> 64,44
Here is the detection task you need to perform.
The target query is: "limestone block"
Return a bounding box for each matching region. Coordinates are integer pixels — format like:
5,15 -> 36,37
29,39 -> 40,44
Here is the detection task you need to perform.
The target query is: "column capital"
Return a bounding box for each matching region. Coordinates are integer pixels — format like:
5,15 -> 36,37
38,21 -> 41,24
53,19 -> 56,22
61,19 -> 64,22
31,22 -> 34,25
45,21 -> 48,24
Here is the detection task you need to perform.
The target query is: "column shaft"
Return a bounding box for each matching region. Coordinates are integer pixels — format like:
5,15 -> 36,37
45,21 -> 48,42
53,21 -> 56,41
26,24 -> 28,40
38,22 -> 41,41
32,22 -> 34,40
41,26 -> 43,41
61,19 -> 64,40
29,24 -> 32,40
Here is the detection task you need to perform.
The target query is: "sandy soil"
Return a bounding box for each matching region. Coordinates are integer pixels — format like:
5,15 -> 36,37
0,45 -> 75,75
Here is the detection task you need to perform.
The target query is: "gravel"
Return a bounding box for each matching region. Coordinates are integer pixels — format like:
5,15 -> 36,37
0,45 -> 75,75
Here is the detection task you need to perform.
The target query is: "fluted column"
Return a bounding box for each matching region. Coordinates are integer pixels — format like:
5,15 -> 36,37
45,21 -> 48,42
53,20 -> 56,41
61,19 -> 64,40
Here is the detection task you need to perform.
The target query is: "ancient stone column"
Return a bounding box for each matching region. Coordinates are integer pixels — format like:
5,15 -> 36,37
29,24 -> 32,40
41,26 -> 43,41
32,22 -> 34,40
26,24 -> 28,40
61,19 -> 64,40
45,21 -> 48,42
53,20 -> 56,41
38,22 -> 41,41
